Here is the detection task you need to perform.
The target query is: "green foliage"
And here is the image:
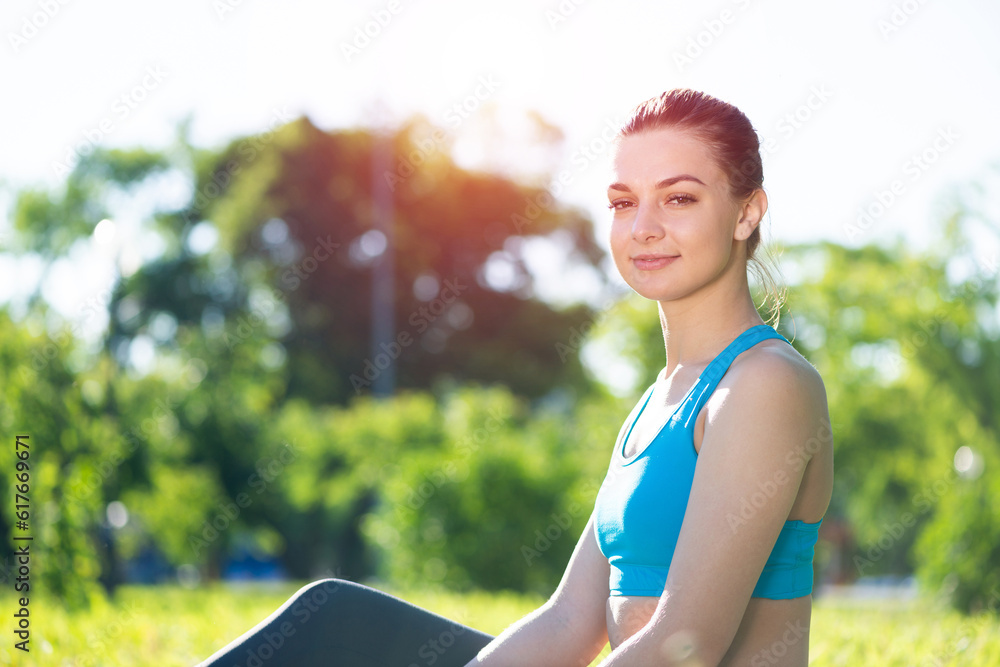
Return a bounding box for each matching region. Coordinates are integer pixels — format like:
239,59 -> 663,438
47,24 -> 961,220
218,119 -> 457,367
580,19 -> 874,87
807,597 -> 1000,666
12,184 -> 105,258
260,393 -> 452,579
584,292 -> 663,388
779,231 -> 1000,611
13,148 -> 167,258
157,117 -> 600,403
0,311 -> 107,609
367,394 -> 581,592
915,450 -> 1000,613
121,464 -> 225,565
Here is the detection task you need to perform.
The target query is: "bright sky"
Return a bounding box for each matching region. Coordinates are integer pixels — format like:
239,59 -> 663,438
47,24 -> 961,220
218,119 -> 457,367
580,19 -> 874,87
2,0 -> 1000,347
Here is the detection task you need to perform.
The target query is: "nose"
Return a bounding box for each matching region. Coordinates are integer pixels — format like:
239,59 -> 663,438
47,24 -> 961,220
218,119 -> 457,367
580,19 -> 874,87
631,203 -> 664,243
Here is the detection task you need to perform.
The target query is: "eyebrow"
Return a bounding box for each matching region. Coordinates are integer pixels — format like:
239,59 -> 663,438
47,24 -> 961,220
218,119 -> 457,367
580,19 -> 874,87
607,174 -> 706,192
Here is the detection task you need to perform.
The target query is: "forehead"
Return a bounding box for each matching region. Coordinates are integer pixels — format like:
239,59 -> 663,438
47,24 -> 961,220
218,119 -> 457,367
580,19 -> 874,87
611,127 -> 726,188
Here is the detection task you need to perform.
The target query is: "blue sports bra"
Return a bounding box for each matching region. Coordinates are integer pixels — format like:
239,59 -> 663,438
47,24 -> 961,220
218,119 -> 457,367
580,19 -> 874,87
594,325 -> 822,599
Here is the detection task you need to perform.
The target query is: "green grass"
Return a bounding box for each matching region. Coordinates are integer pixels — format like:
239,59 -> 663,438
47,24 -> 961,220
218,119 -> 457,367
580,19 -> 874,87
1,584 -> 998,665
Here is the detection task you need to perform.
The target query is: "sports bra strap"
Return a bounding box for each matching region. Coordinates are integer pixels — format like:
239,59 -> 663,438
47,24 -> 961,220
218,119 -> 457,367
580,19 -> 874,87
678,325 -> 788,428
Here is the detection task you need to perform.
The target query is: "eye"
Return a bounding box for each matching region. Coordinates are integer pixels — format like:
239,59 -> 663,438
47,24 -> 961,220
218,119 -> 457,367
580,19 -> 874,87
608,199 -> 634,211
667,194 -> 697,205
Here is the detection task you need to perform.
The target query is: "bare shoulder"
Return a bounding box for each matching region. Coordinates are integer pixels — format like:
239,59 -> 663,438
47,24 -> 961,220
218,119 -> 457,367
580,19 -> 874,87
729,338 -> 827,407
698,336 -> 833,517
704,337 -> 829,445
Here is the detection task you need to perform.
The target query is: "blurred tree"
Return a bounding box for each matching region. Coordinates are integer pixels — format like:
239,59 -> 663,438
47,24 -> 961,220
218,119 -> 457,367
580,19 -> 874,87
0,310 -> 112,608
7,113 -> 610,586
772,217 -> 999,612
11,147 -> 168,307
12,148 -> 167,253
100,115 -> 605,406
361,386 -> 605,593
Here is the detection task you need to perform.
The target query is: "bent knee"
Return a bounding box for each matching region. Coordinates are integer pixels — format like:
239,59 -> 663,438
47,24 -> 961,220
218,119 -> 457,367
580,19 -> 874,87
292,577 -> 349,600
288,578 -> 391,619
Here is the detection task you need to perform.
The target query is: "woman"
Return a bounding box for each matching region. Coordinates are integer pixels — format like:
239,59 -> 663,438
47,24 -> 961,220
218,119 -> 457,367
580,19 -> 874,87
197,89 -> 833,667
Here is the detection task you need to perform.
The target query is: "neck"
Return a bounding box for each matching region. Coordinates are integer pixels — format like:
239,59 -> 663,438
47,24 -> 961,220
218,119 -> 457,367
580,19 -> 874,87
657,271 -> 765,379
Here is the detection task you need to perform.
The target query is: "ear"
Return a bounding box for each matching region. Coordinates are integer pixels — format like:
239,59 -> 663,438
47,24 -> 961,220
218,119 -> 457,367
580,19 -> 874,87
733,189 -> 768,242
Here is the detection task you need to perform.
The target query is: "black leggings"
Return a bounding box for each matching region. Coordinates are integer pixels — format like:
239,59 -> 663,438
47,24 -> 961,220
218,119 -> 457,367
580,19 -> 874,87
196,579 -> 495,667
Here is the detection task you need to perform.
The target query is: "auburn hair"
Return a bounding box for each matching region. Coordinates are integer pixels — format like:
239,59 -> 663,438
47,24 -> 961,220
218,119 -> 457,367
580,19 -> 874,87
620,89 -> 785,325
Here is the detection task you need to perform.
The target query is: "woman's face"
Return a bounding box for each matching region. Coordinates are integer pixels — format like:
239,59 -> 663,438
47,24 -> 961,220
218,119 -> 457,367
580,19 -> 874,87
608,127 -> 756,304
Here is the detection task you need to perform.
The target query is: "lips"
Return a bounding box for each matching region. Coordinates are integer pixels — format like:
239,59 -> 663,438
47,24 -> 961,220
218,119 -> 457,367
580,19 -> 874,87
632,254 -> 679,271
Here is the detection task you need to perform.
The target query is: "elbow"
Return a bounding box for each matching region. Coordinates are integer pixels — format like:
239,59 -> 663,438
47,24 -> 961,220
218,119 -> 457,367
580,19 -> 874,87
675,633 -> 729,667
630,625 -> 733,667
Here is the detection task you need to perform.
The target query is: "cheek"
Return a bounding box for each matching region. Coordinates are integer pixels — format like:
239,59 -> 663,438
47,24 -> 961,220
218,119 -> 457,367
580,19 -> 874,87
609,221 -> 637,271
608,220 -> 628,254
684,208 -> 732,249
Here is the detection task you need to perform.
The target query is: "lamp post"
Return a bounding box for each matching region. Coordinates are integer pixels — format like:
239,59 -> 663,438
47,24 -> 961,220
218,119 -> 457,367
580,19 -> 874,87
370,125 -> 395,397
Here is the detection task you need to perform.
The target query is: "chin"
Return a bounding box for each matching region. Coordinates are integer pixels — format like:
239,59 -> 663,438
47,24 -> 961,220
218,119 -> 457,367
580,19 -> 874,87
624,279 -> 687,303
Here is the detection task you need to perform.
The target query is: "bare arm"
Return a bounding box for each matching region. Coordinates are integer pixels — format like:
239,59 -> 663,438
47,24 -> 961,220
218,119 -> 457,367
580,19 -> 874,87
597,352 -> 829,666
465,513 -> 611,667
